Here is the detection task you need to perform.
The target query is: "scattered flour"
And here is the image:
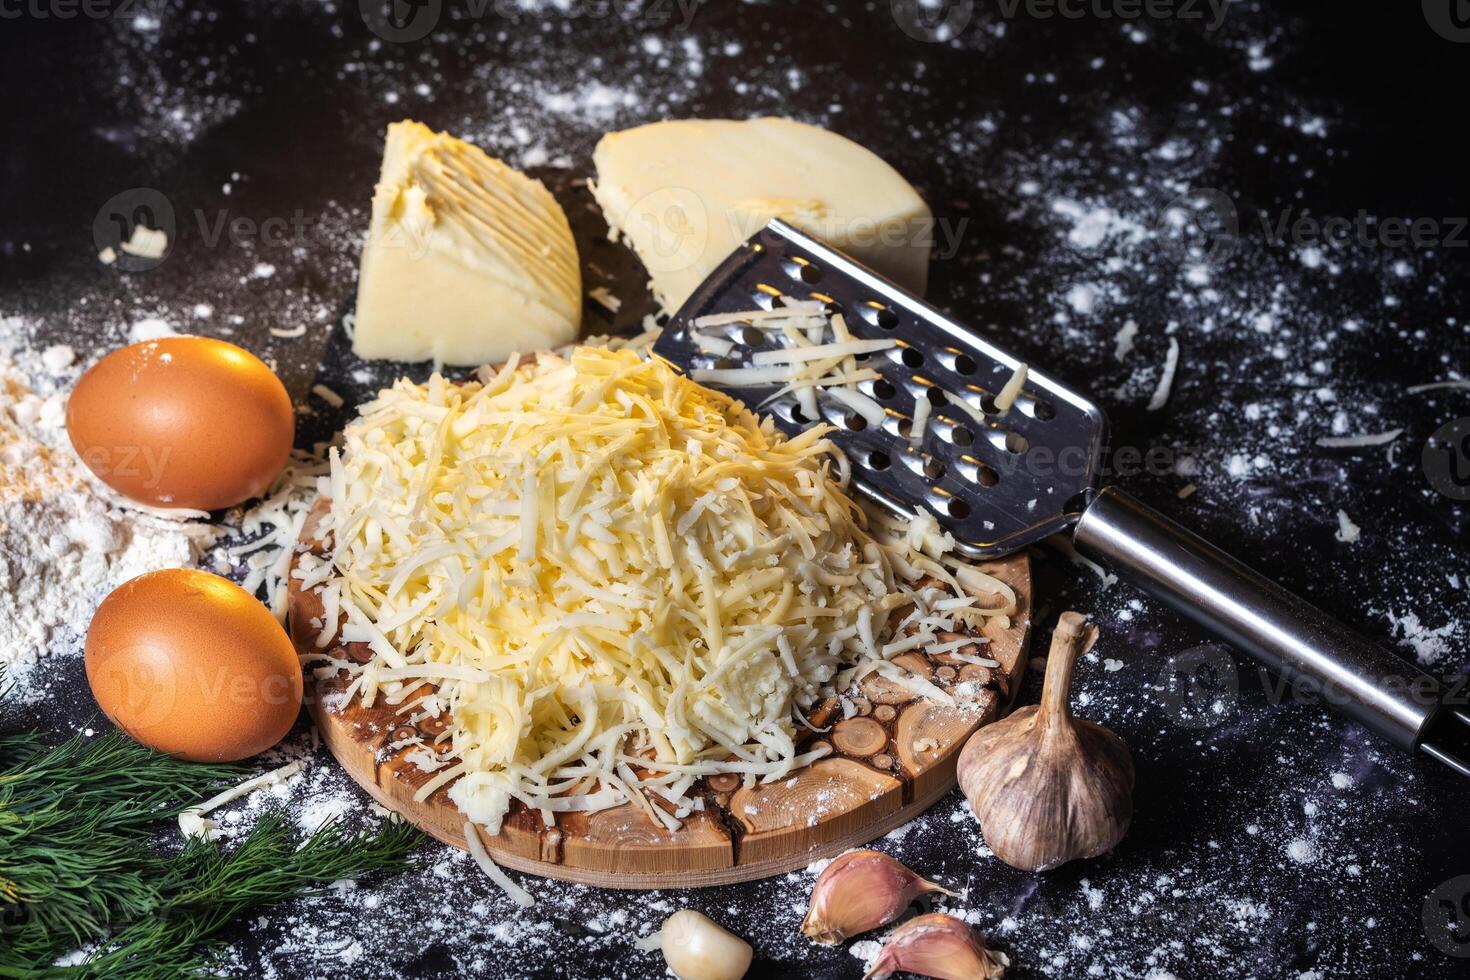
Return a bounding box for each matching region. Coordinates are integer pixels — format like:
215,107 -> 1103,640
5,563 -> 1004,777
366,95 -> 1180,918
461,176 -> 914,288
1379,609 -> 1462,667
127,316 -> 179,342
1,318 -> 206,697
6,6 -> 1464,979
0,316 -> 323,698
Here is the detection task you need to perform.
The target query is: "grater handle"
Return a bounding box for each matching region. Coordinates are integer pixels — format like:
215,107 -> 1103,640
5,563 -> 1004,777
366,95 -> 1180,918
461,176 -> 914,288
1073,487 -> 1446,750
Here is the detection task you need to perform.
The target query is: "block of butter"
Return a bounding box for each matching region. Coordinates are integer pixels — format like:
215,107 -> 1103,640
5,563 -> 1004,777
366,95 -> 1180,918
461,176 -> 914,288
353,120 -> 581,366
590,117 -> 933,311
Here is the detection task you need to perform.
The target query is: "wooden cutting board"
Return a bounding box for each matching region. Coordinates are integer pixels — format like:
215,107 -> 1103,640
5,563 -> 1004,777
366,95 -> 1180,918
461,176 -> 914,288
288,498 -> 1031,888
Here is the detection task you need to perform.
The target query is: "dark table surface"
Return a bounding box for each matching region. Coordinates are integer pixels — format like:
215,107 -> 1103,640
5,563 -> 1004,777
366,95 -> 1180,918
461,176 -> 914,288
4,1 -> 1470,977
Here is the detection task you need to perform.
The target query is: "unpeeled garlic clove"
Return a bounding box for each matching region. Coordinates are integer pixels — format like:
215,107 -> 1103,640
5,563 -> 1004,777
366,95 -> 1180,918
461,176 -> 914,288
636,909 -> 752,980
802,849 -> 957,944
957,611 -> 1134,872
863,913 -> 1008,980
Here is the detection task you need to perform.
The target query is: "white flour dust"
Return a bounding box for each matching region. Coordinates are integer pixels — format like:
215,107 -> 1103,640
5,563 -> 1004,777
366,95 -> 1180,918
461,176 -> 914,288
0,317 -> 206,698
7,3 -> 1465,978
0,315 -> 322,701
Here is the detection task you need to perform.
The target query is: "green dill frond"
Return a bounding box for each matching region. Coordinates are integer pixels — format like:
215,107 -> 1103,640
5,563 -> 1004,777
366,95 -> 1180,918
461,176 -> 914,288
74,812 -> 421,979
0,672 -> 421,978
0,731 -> 240,825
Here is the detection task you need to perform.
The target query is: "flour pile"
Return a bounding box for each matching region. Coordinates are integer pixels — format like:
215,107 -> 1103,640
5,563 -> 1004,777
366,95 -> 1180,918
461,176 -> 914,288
0,318 -> 210,695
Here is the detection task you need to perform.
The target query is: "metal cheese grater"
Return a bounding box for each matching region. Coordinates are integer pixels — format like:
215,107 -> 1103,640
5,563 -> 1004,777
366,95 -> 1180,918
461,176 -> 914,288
652,219 -> 1470,778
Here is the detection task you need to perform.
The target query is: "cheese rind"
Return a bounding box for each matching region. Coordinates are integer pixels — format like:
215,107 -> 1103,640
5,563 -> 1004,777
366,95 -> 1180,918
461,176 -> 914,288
353,120 -> 581,366
591,117 -> 933,311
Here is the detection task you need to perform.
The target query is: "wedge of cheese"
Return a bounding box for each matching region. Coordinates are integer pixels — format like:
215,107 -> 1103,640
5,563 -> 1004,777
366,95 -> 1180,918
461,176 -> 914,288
590,117 -> 933,311
353,120 -> 581,366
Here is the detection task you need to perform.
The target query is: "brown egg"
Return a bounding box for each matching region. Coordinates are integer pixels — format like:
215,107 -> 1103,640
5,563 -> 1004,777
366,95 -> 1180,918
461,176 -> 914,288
85,568 -> 303,762
67,336 -> 294,511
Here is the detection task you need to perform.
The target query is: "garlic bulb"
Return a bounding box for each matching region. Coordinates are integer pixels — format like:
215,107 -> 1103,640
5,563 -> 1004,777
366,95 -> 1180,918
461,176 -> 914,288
863,913 -> 1008,980
802,850 -> 957,944
957,611 -> 1134,872
636,909 -> 752,980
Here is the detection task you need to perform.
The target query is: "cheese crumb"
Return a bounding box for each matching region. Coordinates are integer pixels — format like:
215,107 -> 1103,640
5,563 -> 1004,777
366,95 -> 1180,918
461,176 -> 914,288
119,224 -> 168,259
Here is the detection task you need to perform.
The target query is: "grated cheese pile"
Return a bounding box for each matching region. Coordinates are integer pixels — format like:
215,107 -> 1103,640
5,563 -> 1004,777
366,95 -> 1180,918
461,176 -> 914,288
300,346 -> 1015,834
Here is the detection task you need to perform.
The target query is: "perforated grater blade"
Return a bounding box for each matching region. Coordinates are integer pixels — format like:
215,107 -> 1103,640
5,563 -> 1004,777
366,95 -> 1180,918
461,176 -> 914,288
652,219 -> 1107,560
652,218 -> 1470,781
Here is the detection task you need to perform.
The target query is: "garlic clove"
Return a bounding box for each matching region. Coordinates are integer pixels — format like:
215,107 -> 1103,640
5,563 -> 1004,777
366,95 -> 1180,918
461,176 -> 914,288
802,849 -> 958,944
957,611 -> 1135,873
863,913 -> 1008,980
636,909 -> 753,980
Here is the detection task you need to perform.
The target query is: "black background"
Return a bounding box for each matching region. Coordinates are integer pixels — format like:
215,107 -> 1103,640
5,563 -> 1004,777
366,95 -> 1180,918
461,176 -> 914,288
3,1 -> 1469,977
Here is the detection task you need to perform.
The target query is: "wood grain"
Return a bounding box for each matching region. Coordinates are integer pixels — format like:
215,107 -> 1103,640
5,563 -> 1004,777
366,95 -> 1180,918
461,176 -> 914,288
290,497 -> 1031,888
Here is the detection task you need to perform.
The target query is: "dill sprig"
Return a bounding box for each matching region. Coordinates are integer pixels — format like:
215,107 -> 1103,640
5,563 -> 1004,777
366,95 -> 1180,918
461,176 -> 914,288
75,813 -> 422,980
1,729 -> 242,826
0,680 -> 422,977
0,731 -> 242,965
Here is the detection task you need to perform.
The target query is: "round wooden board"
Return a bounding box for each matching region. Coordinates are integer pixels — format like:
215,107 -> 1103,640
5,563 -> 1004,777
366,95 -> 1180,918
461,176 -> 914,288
289,498 -> 1031,889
